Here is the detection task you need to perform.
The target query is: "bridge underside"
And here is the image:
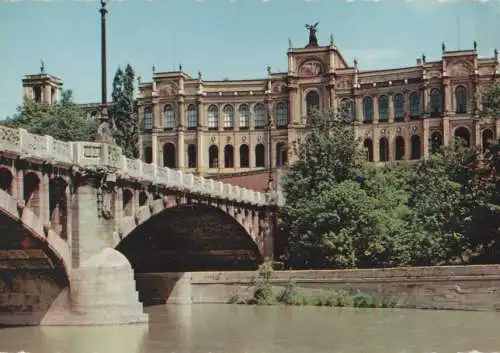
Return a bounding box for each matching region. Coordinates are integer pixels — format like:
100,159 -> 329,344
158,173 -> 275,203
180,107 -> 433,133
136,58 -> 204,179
116,204 -> 263,272
0,213 -> 68,326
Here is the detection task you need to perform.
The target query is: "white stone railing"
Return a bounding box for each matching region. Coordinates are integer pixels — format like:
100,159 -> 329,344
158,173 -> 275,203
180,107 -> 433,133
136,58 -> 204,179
0,126 -> 269,206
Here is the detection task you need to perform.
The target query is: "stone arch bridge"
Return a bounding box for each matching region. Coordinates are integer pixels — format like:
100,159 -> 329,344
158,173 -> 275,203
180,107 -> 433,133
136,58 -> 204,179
0,126 -> 277,326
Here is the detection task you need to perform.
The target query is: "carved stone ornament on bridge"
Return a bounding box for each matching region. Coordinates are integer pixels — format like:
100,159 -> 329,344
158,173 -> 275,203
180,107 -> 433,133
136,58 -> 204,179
97,183 -> 116,220
299,60 -> 323,76
448,61 -> 473,77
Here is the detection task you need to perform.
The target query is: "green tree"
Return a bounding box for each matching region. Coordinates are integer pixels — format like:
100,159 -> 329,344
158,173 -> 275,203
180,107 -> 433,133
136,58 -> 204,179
2,90 -> 97,142
110,64 -> 139,158
281,108 -> 410,268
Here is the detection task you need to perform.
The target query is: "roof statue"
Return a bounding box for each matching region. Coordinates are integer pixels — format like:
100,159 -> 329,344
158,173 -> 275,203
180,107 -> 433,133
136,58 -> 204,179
179,64 -> 183,71
198,70 -> 203,81
40,59 -> 45,74
288,37 -> 292,49
152,65 -> 156,74
473,40 -> 477,51
305,22 -> 319,47
442,42 -> 446,53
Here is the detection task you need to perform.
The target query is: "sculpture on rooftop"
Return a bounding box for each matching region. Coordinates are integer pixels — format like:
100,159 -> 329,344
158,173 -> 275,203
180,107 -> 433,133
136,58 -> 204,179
40,60 -> 45,74
305,22 -> 319,47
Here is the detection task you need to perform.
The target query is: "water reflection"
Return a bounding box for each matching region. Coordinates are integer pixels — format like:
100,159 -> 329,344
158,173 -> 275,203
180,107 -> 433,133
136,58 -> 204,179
0,305 -> 500,353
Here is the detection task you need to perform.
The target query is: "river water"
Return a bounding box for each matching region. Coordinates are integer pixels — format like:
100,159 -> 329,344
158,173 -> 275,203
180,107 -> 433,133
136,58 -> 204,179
1,304 -> 499,353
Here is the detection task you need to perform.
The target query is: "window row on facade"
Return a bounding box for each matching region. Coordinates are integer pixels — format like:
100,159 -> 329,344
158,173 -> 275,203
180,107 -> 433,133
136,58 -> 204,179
363,127 -> 495,162
143,142 -> 288,169
142,102 -> 289,131
341,85 -> 469,123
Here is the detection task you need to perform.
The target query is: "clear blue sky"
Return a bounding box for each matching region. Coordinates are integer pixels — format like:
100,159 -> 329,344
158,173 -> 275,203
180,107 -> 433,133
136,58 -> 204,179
0,0 -> 499,119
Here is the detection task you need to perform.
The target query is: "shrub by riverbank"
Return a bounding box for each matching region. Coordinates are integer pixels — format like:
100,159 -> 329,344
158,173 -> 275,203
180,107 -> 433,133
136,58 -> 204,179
228,263 -> 396,308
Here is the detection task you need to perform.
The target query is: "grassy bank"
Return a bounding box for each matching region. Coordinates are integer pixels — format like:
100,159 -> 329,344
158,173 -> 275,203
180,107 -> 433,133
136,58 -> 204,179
228,263 -> 396,308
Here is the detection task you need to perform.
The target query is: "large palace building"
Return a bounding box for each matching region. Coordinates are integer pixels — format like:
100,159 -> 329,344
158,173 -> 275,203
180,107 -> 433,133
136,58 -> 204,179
21,28 -> 500,180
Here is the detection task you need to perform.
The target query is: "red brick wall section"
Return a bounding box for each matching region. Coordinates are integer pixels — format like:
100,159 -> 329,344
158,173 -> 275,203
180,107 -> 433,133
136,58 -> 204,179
211,170 -> 277,192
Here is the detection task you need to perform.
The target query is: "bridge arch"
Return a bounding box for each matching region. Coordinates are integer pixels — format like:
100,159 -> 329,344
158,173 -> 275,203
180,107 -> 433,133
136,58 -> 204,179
0,188 -> 70,325
116,203 -> 264,272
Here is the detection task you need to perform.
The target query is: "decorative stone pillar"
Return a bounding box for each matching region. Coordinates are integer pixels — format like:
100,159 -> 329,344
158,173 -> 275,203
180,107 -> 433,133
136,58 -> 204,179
177,97 -> 185,169
196,99 -> 204,173
373,130 -> 380,162
373,94 -> 379,124
422,119 -> 430,158
473,119 -> 481,147
355,94 -> 363,123
388,93 -> 395,123
443,117 -> 451,147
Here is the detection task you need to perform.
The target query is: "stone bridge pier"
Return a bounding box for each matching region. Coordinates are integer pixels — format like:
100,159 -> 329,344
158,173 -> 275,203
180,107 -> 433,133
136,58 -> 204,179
0,126 -> 275,326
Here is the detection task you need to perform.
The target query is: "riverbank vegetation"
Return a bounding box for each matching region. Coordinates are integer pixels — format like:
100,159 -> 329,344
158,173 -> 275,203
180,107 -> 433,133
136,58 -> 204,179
279,82 -> 500,269
229,263 -> 396,308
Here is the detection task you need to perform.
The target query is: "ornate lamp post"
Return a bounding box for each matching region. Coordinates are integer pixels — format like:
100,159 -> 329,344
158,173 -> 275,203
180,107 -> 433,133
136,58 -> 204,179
96,0 -> 115,144
100,0 -> 108,117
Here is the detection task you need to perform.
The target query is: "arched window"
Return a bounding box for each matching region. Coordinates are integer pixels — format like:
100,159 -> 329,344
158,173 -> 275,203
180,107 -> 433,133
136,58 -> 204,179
341,99 -> 354,121
410,135 -> 421,159
24,172 -> 41,217
0,168 -> 13,195
276,102 -> 288,128
208,145 -> 218,168
49,177 -> 68,239
276,142 -> 287,167
378,95 -> 389,121
482,129 -> 494,153
238,104 -> 249,129
430,89 -> 443,116
239,144 -> 249,168
455,86 -> 468,114
410,92 -> 420,118
208,105 -> 218,129
223,105 -> 234,129
187,104 -> 197,129
431,131 -> 443,154
224,144 -> 234,168
122,189 -> 133,217
454,127 -> 471,147
379,137 -> 389,162
163,143 -> 176,168
363,139 -> 373,162
394,94 -> 405,120
395,136 -> 405,160
255,144 -> 265,167
254,104 -> 266,129
187,144 -> 197,168
144,146 -> 153,164
143,106 -> 152,130
306,90 -> 320,115
363,96 -> 373,123
163,104 -> 174,129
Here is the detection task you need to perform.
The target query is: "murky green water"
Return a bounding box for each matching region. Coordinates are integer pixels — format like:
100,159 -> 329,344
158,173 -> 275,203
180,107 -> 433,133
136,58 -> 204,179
0,304 -> 499,353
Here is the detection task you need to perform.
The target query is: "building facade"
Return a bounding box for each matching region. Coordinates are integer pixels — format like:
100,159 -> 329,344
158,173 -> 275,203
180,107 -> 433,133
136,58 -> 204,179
136,33 -> 500,176
21,31 -> 500,177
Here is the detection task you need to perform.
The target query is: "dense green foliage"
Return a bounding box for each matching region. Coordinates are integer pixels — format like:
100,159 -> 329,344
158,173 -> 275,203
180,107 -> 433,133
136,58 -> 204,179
110,64 -> 139,158
281,89 -> 500,269
2,90 -> 98,142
